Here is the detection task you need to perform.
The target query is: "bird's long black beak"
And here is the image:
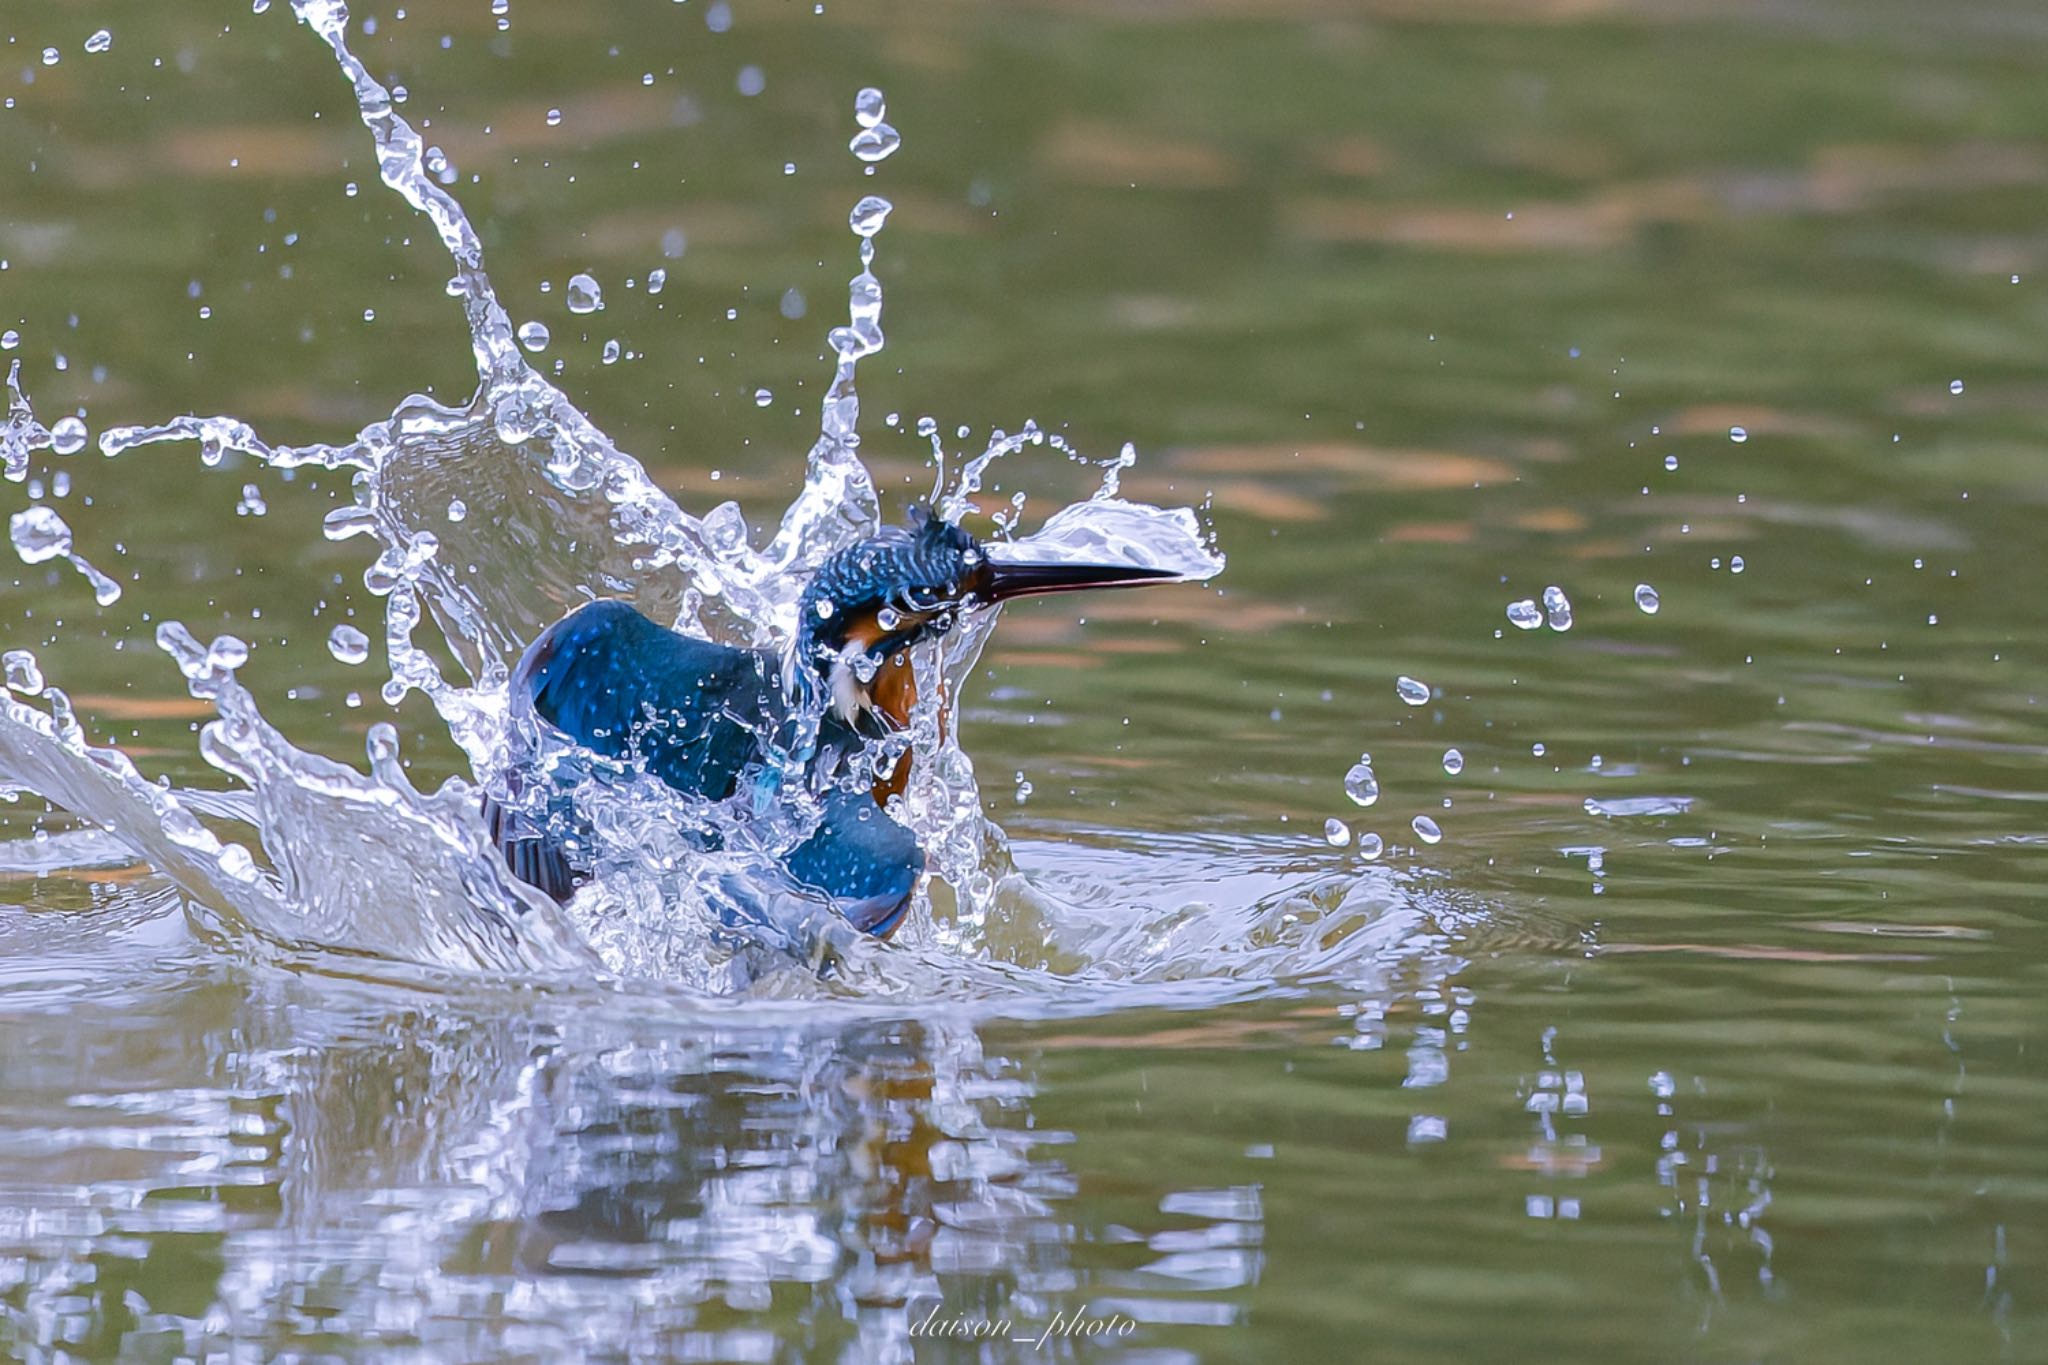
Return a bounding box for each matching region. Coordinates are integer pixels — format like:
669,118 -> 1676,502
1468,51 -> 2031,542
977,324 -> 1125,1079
978,557 -> 1182,603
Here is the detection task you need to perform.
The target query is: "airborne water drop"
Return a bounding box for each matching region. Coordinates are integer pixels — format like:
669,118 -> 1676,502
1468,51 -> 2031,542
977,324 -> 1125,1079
1542,584 -> 1572,631
565,272 -> 604,314
327,624 -> 371,665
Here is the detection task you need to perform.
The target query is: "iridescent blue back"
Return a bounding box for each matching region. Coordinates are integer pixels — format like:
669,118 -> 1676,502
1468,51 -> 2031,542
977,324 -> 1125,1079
515,599 -> 778,800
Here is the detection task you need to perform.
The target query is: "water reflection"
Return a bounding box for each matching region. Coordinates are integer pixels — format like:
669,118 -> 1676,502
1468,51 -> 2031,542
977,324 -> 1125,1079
0,964 -> 1276,1361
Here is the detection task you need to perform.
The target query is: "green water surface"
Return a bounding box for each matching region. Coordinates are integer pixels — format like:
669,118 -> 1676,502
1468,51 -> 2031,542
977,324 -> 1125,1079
2,0 -> 2046,1359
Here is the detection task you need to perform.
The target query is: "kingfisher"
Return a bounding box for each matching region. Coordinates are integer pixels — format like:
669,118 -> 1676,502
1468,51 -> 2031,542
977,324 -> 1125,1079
485,506 -> 1183,939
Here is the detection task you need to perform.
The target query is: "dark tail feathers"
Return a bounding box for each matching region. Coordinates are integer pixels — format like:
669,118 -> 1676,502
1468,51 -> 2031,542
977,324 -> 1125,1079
482,792 -> 582,904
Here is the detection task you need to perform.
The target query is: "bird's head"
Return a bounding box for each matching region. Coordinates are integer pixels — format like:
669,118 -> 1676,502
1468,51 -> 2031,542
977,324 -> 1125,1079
794,505 -> 1178,733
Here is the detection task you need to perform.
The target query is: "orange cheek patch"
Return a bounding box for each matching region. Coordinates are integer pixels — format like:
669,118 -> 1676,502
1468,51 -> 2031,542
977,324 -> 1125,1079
865,655 -> 954,806
869,659 -> 919,803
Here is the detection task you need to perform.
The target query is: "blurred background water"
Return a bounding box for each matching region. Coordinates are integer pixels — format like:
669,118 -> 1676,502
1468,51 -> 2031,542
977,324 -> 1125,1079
3,0 -> 2048,1359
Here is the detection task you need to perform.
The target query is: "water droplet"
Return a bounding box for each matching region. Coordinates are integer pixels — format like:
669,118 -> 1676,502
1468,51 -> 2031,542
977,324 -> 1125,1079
446,498 -> 467,522
545,107 -> 563,127
815,598 -> 835,619
849,123 -> 901,163
779,287 -> 806,319
1396,675 -> 1430,706
1532,742 -> 1547,756
1729,555 -> 1745,574
1014,773 -> 1033,804
753,388 -> 772,407
207,635 -> 250,671
646,267 -> 666,295
1663,454 -> 1678,471
40,48 -> 60,67
1443,747 -> 1464,775
855,87 -> 886,128
698,500 -> 748,559
3,650 -> 44,695
1506,598 -> 1542,630
1357,831 -> 1384,861
84,29 -> 113,55
1344,760 -> 1379,807
1949,379 -> 1964,395
516,320 -> 549,352
48,416 -> 87,455
736,65 -> 764,97
849,194 -> 893,237
601,338 -> 620,365
1324,817 -> 1351,846
1729,425 -> 1748,443
1543,584 -> 1572,631
492,397 -> 535,445
1412,815 -> 1443,844
1635,582 -> 1660,613
565,272 -> 603,314
9,506 -> 71,564
327,623 -> 371,665
235,483 -> 267,517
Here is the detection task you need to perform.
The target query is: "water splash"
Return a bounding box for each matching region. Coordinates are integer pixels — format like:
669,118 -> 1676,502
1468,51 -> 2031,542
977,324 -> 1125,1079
0,0 -> 1470,1011
3,464 -> 121,605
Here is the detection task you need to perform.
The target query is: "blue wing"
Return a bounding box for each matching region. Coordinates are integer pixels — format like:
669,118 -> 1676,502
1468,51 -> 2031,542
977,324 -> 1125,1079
784,789 -> 922,937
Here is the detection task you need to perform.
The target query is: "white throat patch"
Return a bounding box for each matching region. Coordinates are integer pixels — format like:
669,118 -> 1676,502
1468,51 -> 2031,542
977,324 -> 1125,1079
827,658 -> 869,725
